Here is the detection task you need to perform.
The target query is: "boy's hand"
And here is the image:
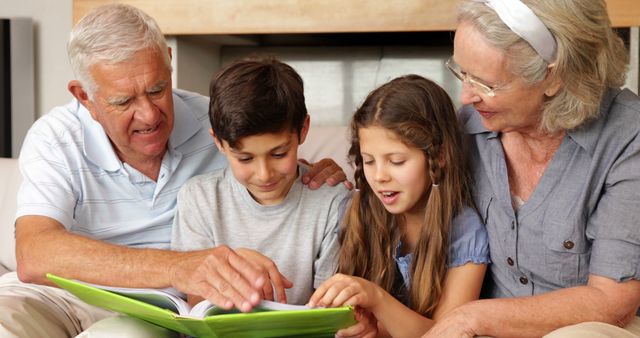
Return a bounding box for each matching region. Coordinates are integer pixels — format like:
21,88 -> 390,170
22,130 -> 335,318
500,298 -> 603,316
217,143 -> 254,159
300,158 -> 353,190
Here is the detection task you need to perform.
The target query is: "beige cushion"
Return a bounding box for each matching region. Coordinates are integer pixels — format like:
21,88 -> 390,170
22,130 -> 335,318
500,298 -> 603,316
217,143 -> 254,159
0,158 -> 20,272
299,125 -> 353,181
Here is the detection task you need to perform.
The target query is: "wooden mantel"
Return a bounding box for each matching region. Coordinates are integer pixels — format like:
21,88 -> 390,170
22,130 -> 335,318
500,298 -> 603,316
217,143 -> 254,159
73,0 -> 640,35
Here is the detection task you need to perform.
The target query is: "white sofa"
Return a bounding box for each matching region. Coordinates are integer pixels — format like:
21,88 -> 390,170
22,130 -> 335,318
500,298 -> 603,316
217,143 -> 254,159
0,125 -> 352,278
0,157 -> 20,276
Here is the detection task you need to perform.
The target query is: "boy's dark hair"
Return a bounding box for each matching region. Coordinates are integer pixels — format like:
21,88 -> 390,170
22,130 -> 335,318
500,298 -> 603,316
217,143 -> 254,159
209,56 -> 308,148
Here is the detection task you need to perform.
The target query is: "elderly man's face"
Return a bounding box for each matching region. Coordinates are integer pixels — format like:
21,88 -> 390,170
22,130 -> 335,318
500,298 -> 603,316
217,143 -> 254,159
86,47 -> 174,168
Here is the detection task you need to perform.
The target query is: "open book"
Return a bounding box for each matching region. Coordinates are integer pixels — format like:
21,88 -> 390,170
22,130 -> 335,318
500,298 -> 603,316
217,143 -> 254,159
47,273 -> 356,338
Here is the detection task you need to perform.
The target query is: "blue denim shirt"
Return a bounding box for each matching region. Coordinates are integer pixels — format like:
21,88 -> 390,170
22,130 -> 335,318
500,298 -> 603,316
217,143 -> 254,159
462,88 -> 640,299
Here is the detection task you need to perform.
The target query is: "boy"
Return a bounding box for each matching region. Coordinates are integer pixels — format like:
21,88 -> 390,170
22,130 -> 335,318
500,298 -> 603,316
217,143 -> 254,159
171,56 -> 350,306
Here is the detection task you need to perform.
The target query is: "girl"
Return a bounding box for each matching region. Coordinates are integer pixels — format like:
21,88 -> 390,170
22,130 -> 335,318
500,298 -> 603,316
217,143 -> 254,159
308,75 -> 490,337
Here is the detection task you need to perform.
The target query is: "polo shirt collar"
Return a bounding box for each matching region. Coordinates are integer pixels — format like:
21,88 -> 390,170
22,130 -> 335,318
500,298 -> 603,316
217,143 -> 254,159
78,104 -> 121,171
169,91 -> 202,149
80,90 -> 203,172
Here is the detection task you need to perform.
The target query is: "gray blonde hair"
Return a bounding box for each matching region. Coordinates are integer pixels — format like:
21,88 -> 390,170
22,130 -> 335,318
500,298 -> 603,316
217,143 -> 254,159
68,3 -> 172,97
458,0 -> 629,132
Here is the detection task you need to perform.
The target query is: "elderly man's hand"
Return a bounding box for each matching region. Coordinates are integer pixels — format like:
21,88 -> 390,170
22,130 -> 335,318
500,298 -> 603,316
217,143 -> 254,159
168,246 -> 291,312
235,247 -> 293,304
300,158 -> 353,190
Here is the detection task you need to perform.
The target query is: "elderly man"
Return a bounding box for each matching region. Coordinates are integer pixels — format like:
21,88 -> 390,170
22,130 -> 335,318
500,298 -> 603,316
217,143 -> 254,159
0,4 -> 347,337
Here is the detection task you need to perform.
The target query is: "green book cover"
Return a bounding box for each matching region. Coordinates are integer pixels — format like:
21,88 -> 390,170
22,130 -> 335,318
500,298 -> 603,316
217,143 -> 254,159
47,273 -> 356,338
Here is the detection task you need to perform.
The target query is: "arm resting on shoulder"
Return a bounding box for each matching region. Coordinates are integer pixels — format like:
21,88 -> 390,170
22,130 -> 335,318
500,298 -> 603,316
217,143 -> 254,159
300,158 -> 353,190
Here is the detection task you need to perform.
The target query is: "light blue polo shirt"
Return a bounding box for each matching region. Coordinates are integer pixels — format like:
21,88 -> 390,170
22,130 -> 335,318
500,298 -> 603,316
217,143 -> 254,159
16,89 -> 226,249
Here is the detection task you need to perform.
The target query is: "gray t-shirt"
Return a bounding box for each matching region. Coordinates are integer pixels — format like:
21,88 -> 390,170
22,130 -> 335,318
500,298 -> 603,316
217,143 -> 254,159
171,164 -> 350,304
462,88 -> 640,299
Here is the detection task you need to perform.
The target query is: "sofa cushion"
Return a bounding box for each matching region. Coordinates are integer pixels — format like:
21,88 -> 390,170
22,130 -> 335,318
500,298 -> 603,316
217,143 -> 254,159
299,125 -> 353,181
0,158 -> 20,272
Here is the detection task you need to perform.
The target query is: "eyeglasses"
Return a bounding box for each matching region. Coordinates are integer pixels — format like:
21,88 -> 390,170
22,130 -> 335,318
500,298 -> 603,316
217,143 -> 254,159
446,57 -> 502,97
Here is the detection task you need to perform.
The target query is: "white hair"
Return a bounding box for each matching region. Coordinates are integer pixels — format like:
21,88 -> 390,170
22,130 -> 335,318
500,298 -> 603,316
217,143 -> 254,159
458,0 -> 628,132
68,3 -> 172,98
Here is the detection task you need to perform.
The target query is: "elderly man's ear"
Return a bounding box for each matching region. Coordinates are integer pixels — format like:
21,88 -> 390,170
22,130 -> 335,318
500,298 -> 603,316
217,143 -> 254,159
67,80 -> 93,116
68,80 -> 88,102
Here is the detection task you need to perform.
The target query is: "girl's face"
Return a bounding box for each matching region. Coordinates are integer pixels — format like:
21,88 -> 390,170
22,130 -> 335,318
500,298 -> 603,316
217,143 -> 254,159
359,125 -> 430,219
453,21 -> 548,134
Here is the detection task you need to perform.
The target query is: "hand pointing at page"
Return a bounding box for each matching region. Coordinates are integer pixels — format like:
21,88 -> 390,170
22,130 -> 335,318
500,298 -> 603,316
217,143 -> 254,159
168,245 -> 291,312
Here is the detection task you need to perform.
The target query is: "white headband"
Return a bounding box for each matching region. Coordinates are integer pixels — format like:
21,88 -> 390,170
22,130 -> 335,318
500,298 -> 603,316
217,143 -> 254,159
472,0 -> 557,63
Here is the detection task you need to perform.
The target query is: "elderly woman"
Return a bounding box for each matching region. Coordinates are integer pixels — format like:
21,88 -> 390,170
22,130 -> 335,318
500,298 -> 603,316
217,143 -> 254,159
423,0 -> 640,337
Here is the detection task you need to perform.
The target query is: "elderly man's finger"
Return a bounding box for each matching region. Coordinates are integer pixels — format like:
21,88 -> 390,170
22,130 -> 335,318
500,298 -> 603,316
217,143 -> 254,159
251,253 -> 293,303
198,261 -> 253,312
225,248 -> 266,292
301,158 -> 347,189
326,168 -> 348,187
234,248 -> 293,303
206,251 -> 262,311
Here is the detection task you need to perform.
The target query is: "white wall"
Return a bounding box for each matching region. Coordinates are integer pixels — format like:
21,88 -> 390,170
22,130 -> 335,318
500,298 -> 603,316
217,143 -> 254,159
2,0 -> 74,118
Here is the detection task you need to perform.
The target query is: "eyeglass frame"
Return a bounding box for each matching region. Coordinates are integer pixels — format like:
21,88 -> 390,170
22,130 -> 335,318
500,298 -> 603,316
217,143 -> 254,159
445,57 -> 505,97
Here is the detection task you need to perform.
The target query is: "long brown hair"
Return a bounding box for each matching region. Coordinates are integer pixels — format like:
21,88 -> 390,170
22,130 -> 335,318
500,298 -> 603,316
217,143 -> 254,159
338,75 -> 473,316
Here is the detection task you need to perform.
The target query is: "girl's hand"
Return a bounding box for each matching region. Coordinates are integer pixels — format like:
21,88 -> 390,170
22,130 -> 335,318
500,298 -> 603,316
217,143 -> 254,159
308,273 -> 382,310
336,307 -> 378,338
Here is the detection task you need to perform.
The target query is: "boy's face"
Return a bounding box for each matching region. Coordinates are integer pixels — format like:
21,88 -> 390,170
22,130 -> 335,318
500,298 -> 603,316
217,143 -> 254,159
213,116 -> 310,205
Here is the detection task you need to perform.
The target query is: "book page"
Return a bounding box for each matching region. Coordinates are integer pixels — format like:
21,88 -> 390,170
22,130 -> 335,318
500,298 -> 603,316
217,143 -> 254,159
79,281 -> 191,315
188,299 -> 314,318
256,301 -> 311,311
